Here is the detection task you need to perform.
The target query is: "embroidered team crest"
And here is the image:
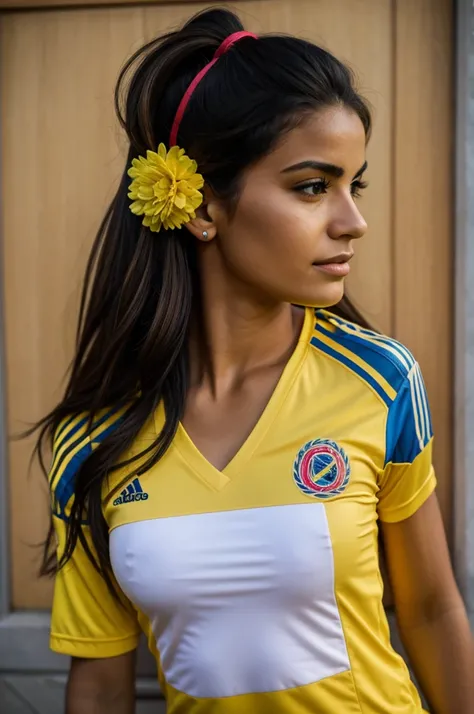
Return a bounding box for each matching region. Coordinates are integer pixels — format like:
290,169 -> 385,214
293,439 -> 350,499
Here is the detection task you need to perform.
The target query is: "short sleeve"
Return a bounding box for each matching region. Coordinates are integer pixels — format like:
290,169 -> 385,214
49,416 -> 141,658
377,362 -> 437,523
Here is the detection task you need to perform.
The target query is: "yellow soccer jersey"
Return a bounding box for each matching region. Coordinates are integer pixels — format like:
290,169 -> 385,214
50,307 -> 435,713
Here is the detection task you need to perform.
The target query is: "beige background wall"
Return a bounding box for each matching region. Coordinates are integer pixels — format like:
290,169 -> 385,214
0,0 -> 453,608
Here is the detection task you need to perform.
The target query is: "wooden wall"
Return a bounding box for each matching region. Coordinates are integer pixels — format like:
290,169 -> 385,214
0,0 -> 453,608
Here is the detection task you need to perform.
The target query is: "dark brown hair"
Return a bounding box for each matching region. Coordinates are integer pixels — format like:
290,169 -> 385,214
32,8 -> 372,589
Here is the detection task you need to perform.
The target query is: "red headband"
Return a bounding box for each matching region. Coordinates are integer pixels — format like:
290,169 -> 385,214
169,31 -> 258,147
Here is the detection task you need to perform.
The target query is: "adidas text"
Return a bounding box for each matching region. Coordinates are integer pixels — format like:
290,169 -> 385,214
113,477 -> 149,506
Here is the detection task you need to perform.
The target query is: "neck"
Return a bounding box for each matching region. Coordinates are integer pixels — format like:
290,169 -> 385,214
189,250 -> 304,397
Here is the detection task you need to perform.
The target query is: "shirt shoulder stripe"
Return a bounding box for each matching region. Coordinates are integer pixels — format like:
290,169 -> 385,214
55,412 -> 81,443
384,362 -> 433,465
51,404 -> 128,519
327,313 -> 416,373
310,328 -> 393,406
408,362 -> 433,449
50,409 -> 111,489
314,309 -> 414,396
50,414 -> 90,483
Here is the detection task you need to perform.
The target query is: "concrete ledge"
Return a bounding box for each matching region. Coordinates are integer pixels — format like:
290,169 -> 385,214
0,612 -> 158,678
0,675 -> 164,714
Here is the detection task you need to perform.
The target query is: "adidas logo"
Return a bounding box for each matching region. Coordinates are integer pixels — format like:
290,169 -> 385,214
113,477 -> 149,506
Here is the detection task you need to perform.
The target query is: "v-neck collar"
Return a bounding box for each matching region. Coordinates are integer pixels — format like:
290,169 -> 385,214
167,307 -> 315,492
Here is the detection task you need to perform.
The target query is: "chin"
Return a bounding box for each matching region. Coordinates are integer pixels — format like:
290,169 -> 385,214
293,282 -> 345,310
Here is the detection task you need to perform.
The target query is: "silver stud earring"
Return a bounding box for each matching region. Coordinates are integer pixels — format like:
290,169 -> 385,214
202,230 -> 209,240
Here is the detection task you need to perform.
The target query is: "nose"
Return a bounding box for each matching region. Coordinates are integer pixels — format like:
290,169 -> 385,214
327,196 -> 368,241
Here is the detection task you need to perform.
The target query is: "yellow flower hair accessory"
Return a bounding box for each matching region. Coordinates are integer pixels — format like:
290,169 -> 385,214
127,143 -> 204,233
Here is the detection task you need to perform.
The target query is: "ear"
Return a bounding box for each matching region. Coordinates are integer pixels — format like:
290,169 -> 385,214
185,185 -> 220,243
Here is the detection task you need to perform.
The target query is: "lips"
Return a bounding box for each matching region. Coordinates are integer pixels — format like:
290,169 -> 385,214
313,253 -> 354,266
312,253 -> 353,277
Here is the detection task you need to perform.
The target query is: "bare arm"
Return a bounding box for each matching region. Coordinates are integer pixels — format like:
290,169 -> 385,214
382,494 -> 474,714
66,650 -> 136,714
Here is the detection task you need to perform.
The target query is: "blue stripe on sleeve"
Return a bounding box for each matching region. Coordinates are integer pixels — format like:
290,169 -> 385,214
52,408 -> 126,518
310,334 -> 392,407
315,323 -> 406,394
384,367 -> 433,467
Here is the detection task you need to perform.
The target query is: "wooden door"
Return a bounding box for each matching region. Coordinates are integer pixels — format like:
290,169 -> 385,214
0,0 -> 453,608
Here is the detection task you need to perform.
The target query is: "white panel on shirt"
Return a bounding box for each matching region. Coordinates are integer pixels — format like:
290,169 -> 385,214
110,503 -> 350,698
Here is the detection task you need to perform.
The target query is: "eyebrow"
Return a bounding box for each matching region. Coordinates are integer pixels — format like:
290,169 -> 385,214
281,160 -> 368,180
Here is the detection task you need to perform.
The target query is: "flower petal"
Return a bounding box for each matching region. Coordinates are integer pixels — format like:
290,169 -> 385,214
175,156 -> 197,180
188,173 -> 205,190
137,185 -> 154,200
165,146 -> 182,176
157,176 -> 170,191
129,200 -> 145,215
146,149 -> 160,164
174,192 -> 187,209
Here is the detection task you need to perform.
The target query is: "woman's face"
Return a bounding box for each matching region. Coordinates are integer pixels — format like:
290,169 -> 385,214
210,105 -> 368,308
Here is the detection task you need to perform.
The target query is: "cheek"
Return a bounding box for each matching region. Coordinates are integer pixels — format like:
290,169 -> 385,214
226,189 -> 325,271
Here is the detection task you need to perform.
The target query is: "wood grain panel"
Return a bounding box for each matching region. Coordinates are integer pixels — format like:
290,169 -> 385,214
1,6 -> 147,608
0,0 -> 190,8
393,0 -> 454,530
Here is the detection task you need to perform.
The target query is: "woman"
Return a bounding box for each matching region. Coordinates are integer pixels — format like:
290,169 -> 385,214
37,8 -> 473,714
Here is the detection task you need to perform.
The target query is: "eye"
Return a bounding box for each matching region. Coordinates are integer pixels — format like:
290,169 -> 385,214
294,178 -> 330,197
351,179 -> 368,199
